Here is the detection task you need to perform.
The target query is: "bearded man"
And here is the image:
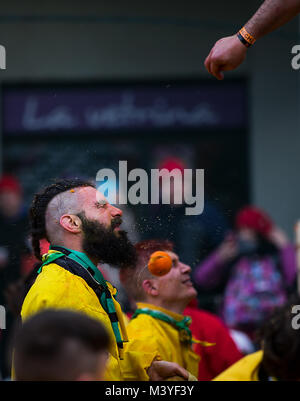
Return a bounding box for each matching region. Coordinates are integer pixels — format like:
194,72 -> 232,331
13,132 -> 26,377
20,178 -> 188,381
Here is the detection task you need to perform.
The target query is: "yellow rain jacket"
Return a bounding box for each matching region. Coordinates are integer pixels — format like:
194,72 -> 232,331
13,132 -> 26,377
213,351 -> 264,381
21,263 -> 157,381
124,303 -> 200,380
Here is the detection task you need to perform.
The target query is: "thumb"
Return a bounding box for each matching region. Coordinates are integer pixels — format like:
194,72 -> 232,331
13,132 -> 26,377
173,364 -> 189,380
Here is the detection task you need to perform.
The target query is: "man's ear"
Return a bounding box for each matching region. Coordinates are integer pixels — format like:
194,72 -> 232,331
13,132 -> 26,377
142,279 -> 159,297
60,214 -> 82,234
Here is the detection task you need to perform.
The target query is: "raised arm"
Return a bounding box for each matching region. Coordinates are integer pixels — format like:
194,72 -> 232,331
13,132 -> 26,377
205,0 -> 300,80
244,0 -> 300,39
267,226 -> 297,286
193,234 -> 238,289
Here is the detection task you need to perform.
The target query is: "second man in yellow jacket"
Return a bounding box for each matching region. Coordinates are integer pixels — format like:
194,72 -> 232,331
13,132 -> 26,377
120,239 -> 212,380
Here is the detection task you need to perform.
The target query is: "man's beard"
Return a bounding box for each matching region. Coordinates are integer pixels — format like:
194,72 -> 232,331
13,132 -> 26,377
78,212 -> 137,268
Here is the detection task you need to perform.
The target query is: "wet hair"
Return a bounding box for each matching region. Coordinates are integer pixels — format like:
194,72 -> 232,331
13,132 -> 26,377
14,309 -> 110,381
120,239 -> 174,302
259,295 -> 300,381
29,178 -> 94,260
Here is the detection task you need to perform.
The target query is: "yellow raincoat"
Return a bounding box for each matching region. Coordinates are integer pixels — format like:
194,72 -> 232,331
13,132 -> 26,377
123,302 -> 200,380
21,263 -> 157,381
213,351 -> 264,381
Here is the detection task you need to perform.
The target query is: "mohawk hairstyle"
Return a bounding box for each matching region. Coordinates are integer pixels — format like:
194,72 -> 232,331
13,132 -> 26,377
29,178 -> 94,261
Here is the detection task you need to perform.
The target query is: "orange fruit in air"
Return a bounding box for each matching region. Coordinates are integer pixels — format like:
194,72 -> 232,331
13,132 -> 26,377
148,251 -> 172,276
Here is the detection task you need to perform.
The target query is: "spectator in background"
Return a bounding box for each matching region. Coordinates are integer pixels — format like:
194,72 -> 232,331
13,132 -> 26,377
120,240 -> 243,381
0,175 -> 28,297
194,206 -> 297,341
13,309 -> 110,381
0,174 -> 29,378
3,239 -> 50,322
214,296 -> 300,381
184,298 -> 243,380
144,158 -> 228,269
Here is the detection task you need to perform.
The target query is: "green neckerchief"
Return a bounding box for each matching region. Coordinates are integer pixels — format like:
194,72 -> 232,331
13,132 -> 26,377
39,246 -> 123,351
41,246 -> 107,287
132,307 -> 193,344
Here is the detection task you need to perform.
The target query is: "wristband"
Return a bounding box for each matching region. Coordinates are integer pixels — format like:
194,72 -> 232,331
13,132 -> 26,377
237,27 -> 256,48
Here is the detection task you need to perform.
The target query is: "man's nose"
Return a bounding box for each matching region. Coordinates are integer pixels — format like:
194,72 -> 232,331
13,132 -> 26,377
181,262 -> 191,274
109,204 -> 123,217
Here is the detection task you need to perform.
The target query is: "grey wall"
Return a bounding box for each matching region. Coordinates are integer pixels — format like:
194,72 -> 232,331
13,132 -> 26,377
0,1 -> 253,80
250,17 -> 300,236
0,0 -> 299,237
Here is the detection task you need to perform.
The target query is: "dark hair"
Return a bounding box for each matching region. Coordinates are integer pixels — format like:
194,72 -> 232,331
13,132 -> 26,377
30,178 -> 94,260
120,239 -> 174,302
259,295 -> 300,381
14,309 -> 110,381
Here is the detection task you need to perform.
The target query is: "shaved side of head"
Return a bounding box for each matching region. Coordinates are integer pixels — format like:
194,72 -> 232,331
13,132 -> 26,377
45,187 -> 85,244
29,178 -> 94,260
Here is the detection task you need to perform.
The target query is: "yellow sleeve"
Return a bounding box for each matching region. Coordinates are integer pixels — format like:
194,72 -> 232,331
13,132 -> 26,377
120,336 -> 161,381
213,351 -> 263,381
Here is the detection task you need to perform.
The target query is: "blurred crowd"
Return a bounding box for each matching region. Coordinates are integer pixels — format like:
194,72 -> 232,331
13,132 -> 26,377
0,173 -> 298,381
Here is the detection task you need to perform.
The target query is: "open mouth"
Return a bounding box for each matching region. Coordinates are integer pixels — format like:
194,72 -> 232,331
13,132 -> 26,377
111,218 -> 122,231
182,277 -> 193,286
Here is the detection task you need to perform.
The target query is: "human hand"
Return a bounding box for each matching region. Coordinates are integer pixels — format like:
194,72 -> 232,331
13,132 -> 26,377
204,34 -> 247,80
216,234 -> 238,263
147,360 -> 189,381
267,227 -> 289,249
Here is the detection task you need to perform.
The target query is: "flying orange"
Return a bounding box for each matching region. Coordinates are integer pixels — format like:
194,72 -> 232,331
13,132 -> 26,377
148,251 -> 172,276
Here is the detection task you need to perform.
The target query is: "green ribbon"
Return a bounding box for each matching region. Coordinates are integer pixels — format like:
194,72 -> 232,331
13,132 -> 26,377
40,247 -> 107,288
39,246 -> 123,348
132,307 -> 193,344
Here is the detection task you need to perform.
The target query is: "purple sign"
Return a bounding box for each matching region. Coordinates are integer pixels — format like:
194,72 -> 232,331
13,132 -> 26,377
3,83 -> 247,134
